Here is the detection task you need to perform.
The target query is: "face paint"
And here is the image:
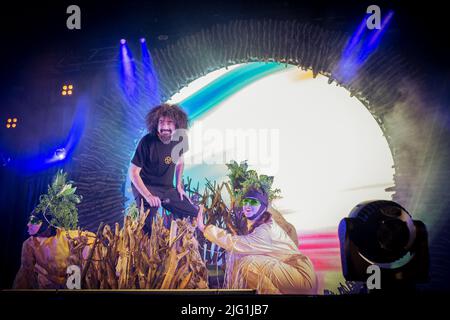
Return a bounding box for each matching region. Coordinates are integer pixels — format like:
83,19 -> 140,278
27,216 -> 43,236
29,215 -> 42,225
241,198 -> 261,207
242,197 -> 266,221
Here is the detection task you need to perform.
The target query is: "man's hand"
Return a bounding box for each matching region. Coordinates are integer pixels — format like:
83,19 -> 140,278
177,184 -> 193,204
197,205 -> 205,232
145,194 -> 161,207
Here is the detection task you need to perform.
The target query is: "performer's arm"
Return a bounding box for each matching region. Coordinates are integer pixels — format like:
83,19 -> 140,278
203,224 -> 273,255
175,155 -> 184,189
175,156 -> 192,203
129,164 -> 161,207
197,205 -> 272,254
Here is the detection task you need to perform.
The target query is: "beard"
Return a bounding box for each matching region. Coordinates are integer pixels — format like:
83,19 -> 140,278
158,130 -> 172,143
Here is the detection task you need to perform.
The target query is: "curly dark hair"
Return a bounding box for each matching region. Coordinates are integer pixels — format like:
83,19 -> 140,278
145,103 -> 188,135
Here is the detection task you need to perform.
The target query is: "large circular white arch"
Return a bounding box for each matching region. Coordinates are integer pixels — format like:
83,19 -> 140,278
169,64 -> 395,233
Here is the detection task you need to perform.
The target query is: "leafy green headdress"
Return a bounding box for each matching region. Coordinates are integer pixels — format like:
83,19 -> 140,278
34,170 -> 81,229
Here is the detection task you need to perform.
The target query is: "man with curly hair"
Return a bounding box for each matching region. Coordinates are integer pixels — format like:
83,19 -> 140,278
129,103 -> 198,234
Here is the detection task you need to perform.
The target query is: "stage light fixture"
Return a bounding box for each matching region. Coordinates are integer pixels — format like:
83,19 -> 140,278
1,153 -> 11,167
5,118 -> 17,129
140,38 -> 146,43
339,200 -> 429,291
120,39 -> 126,45
54,148 -> 67,160
62,84 -> 73,96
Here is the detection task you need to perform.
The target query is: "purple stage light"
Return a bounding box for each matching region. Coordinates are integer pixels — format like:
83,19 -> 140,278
120,39 -> 126,45
140,38 -> 146,43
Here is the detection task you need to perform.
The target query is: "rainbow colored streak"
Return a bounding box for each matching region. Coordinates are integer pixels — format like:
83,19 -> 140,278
298,230 -> 345,293
180,62 -> 291,120
298,231 -> 342,272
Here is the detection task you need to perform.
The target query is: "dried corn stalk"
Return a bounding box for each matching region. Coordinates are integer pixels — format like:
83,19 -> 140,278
67,203 -> 208,289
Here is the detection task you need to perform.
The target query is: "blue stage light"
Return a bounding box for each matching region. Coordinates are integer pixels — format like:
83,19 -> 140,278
119,39 -> 137,99
140,38 -> 159,102
335,10 -> 394,84
55,148 -> 67,160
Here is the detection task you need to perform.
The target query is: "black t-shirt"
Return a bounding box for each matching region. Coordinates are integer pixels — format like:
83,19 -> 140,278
131,134 -> 186,187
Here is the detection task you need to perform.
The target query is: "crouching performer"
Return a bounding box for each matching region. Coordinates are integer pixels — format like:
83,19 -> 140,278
197,187 -> 317,294
129,103 -> 198,234
13,211 -> 95,289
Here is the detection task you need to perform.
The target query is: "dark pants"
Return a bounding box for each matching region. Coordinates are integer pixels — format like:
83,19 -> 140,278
131,184 -> 198,234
